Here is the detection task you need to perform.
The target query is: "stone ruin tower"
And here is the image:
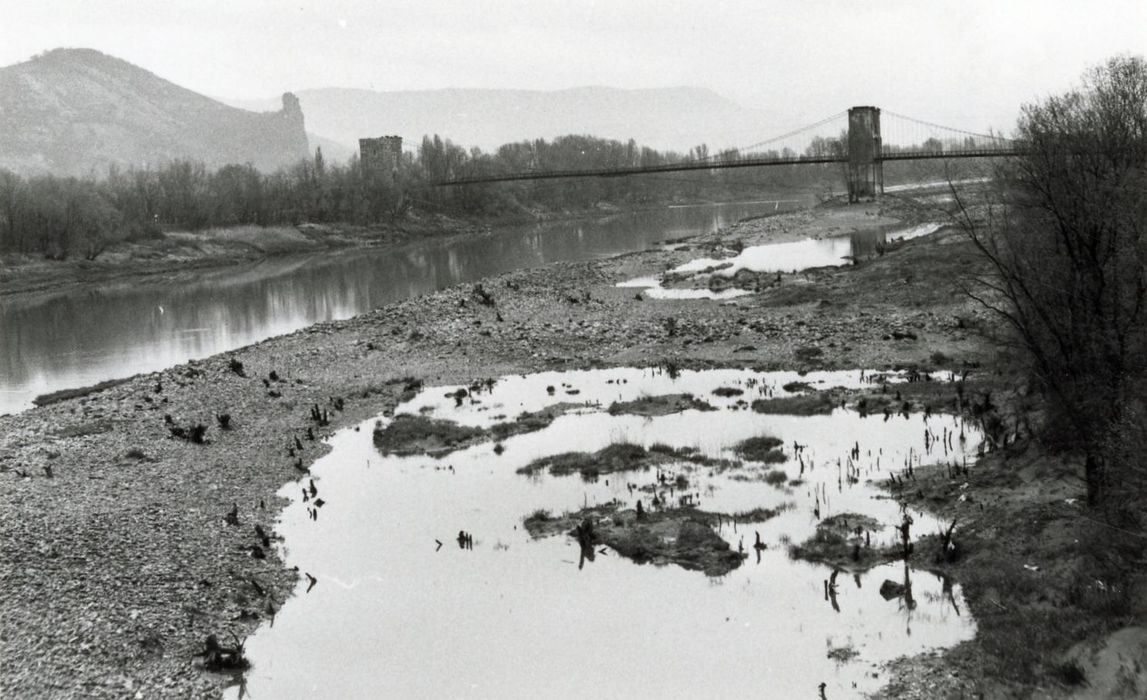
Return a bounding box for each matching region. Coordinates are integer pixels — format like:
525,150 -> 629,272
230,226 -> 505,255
359,136 -> 403,178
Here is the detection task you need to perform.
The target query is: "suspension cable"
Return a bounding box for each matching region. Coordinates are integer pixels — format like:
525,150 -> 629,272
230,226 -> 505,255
882,110 -> 1015,143
733,110 -> 850,156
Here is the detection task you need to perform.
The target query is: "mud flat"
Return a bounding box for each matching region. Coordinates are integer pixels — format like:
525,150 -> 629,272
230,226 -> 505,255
0,198 -> 1098,698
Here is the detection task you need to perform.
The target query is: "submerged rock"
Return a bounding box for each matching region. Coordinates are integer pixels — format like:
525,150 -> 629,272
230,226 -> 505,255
879,579 -> 908,600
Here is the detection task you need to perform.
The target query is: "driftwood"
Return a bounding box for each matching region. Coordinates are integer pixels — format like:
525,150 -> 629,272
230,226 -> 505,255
200,633 -> 249,671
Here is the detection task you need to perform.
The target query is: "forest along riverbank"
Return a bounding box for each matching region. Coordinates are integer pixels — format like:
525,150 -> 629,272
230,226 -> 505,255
0,198 -> 1029,698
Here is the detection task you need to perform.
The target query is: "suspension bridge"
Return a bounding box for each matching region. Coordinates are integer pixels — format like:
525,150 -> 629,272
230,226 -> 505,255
435,106 -> 1022,202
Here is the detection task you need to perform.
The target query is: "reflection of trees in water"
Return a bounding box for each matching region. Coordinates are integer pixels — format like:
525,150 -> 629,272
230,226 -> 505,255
822,561 -> 968,636
846,230 -> 886,260
2,201 -> 793,406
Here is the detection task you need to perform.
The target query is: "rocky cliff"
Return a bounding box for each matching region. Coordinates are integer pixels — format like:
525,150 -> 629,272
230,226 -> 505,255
0,49 -> 309,175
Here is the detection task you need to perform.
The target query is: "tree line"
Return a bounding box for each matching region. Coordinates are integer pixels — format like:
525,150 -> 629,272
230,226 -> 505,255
954,55 -> 1146,536
1,128 -> 965,260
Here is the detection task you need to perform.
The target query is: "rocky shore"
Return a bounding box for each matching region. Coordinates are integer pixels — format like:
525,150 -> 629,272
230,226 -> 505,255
1,200 -> 1022,697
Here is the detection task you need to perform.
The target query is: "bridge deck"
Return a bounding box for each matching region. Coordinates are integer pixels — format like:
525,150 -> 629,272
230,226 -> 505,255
436,148 -> 1023,186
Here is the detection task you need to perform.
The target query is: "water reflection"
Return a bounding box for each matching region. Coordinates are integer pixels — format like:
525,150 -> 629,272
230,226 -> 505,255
229,368 -> 978,699
0,199 -> 808,414
620,222 -> 945,297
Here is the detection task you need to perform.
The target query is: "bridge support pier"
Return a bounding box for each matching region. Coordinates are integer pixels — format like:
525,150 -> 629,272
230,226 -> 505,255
847,106 -> 883,202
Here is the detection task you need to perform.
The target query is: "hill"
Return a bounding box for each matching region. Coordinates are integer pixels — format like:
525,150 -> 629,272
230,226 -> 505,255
225,86 -> 772,156
0,49 -> 310,176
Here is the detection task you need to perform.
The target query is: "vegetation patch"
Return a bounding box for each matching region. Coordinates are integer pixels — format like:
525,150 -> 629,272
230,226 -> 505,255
730,505 -> 791,522
33,378 -> 131,406
763,469 -> 789,485
782,381 -> 815,393
884,448 -> 1145,694
648,443 -> 743,471
489,403 -> 578,441
519,442 -> 656,478
750,393 -> 837,415
845,379 -> 971,419
648,442 -> 694,457
373,415 -> 484,457
788,512 -> 894,571
827,645 -> 860,663
712,386 -> 744,397
520,441 -> 740,479
733,435 -> 787,463
608,393 -> 716,417
375,404 -> 579,457
524,503 -> 757,576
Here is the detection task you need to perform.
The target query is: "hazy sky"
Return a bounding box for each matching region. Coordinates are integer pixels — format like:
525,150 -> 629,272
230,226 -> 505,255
3,0 -> 1145,135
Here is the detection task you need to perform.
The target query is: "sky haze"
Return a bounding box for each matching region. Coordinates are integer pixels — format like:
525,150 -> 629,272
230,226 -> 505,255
3,0 -> 1145,137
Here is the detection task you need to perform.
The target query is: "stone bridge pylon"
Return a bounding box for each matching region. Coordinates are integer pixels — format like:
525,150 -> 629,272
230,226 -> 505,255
847,106 -> 883,202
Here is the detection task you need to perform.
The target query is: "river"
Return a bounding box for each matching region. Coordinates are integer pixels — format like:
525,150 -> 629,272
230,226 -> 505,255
1,198 -> 813,416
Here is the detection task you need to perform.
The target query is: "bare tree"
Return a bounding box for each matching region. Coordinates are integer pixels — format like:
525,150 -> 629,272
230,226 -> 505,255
952,55 -> 1147,508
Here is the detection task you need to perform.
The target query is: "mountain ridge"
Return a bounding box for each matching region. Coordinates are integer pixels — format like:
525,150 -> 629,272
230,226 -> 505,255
222,84 -> 773,156
1,48 -> 774,174
0,48 -> 310,176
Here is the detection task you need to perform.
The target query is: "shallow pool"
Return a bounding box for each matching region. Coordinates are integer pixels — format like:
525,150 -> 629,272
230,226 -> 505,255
619,222 -> 945,298
227,368 -> 979,699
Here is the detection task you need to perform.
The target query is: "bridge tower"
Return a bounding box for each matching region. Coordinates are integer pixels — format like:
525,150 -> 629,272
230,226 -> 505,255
847,106 -> 883,202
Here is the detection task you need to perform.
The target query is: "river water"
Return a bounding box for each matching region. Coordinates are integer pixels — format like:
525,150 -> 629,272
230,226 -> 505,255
226,368 -> 979,699
0,198 -> 811,415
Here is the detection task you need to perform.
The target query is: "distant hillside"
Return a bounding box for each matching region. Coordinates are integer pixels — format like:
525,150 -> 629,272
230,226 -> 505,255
224,86 -> 772,155
306,131 -> 356,164
0,49 -> 310,176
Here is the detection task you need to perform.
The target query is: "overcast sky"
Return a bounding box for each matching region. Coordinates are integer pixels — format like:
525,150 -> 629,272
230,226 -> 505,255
3,0 -> 1145,135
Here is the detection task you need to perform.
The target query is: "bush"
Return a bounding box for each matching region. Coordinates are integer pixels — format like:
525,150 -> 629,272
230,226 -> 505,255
734,436 -> 787,463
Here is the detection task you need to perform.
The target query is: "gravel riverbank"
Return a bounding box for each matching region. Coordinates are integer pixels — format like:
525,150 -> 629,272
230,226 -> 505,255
1,201 -> 999,697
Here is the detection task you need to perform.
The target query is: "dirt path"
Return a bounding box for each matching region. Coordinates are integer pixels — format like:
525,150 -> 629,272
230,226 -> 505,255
1,200 -> 1090,698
